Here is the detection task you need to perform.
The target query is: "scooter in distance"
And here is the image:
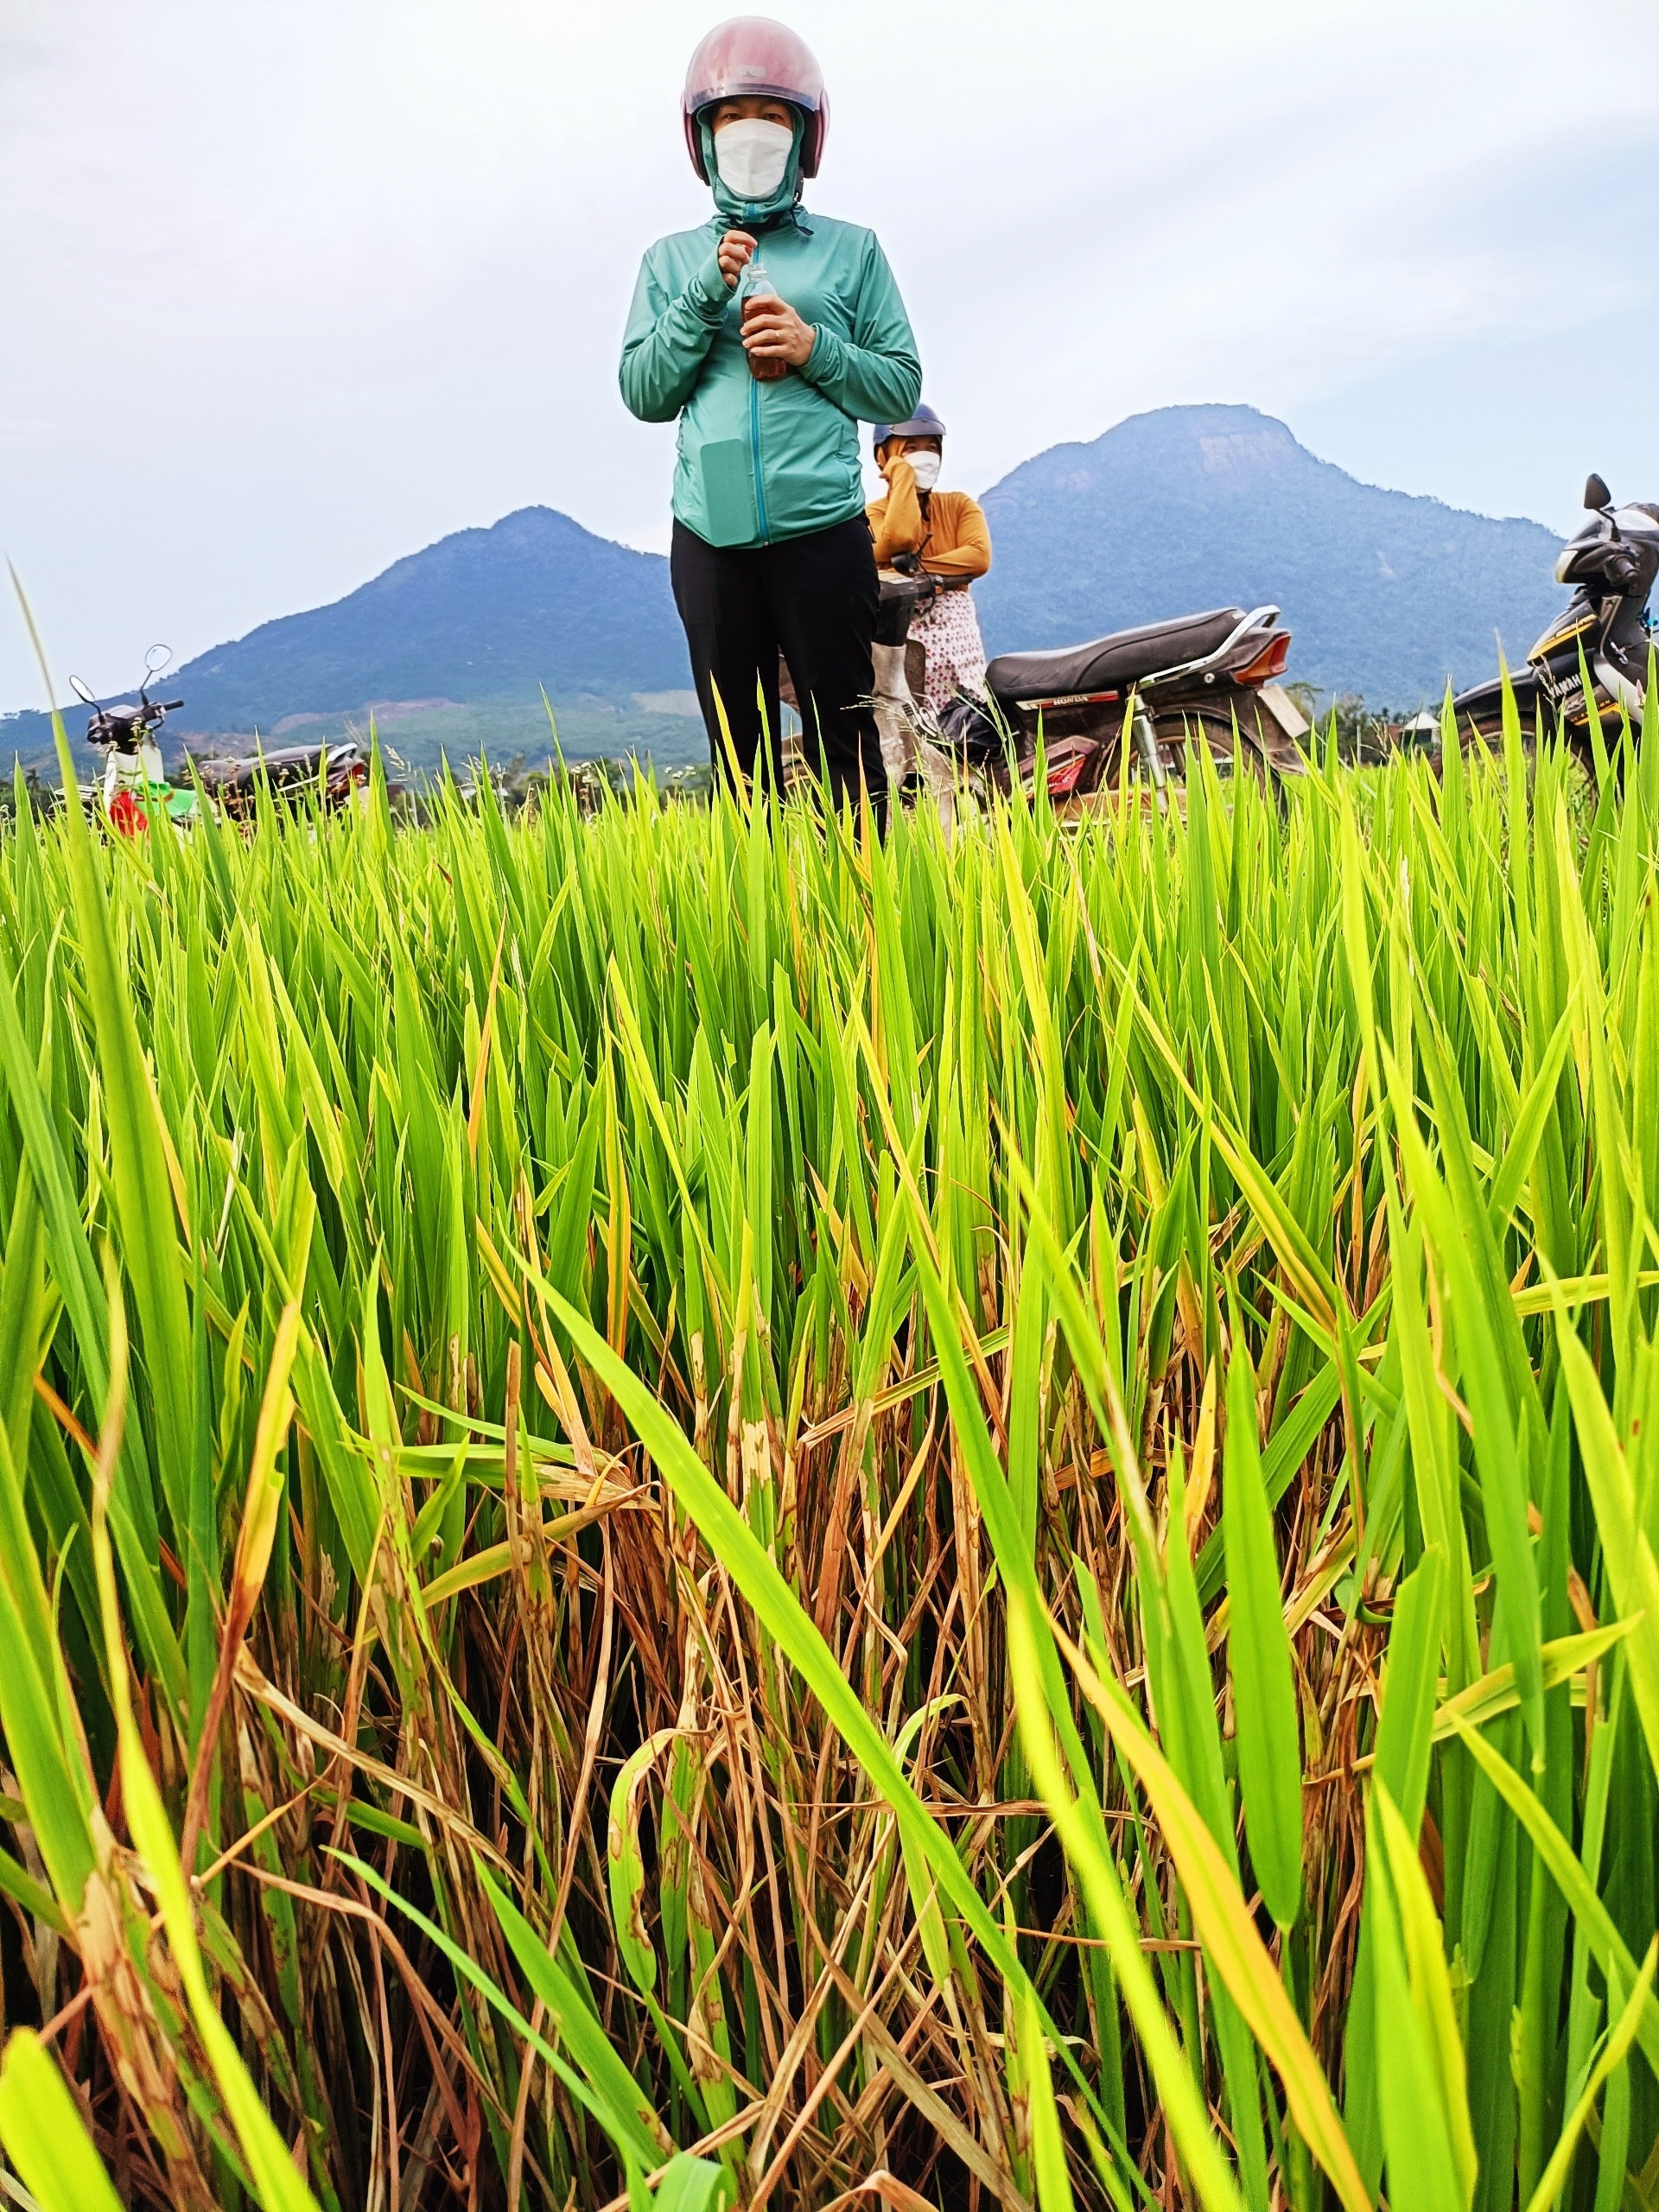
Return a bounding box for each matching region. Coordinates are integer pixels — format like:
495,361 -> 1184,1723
874,578 -> 1309,809
194,738 -> 371,823
69,645 -> 375,830
1452,473 -> 1659,753
71,649 -> 200,835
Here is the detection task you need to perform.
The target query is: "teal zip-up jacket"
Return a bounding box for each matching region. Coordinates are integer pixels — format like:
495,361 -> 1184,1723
620,211 -> 921,550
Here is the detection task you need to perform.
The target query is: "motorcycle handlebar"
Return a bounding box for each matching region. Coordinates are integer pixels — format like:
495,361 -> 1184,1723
159,699 -> 184,712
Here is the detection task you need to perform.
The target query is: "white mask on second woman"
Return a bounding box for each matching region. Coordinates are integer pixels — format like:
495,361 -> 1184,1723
904,449 -> 943,493
714,119 -> 794,200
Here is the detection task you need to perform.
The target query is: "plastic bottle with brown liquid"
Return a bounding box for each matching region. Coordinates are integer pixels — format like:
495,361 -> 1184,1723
741,259 -> 788,382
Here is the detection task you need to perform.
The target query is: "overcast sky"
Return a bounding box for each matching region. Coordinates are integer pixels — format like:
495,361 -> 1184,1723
4,0 -> 1657,709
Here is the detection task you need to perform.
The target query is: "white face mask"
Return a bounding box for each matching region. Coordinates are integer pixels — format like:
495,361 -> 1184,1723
903,448 -> 943,493
714,118 -> 793,200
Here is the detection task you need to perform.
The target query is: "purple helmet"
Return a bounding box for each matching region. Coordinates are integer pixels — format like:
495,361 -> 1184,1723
683,18 -> 828,181
873,404 -> 946,448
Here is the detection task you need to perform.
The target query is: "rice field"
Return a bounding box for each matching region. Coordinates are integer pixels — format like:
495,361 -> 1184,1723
0,695 -> 1656,2212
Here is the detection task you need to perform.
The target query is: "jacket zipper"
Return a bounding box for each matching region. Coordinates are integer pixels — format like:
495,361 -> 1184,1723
750,372 -> 771,544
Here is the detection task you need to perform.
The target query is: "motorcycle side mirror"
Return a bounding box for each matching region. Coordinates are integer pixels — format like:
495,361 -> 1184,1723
1585,473 -> 1613,512
69,675 -> 98,705
139,643 -> 173,703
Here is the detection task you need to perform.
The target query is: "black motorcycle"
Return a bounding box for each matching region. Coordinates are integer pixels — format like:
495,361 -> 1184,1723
1453,473 -> 1658,751
194,738 -> 372,822
879,576 -> 1308,805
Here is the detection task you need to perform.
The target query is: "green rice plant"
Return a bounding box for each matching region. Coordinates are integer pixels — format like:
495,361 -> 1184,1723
0,684 -> 1655,2209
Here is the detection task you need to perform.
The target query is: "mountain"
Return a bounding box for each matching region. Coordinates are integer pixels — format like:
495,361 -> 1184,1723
163,505 -> 691,728
3,404 -> 1571,770
2,506 -> 698,770
976,404 -> 1565,708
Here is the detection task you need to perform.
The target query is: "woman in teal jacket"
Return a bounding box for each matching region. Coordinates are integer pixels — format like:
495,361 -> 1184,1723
620,17 -> 921,808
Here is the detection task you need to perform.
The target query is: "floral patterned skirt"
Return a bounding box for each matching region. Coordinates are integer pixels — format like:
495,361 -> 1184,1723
910,584 -> 988,712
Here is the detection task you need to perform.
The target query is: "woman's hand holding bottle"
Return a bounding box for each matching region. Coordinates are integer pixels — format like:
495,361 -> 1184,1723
741,289 -> 817,371
717,228 -> 758,287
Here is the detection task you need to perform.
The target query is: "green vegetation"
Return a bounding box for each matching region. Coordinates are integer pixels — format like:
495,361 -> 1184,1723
208,696 -> 709,780
3,694 -> 708,792
0,696 -> 1655,2211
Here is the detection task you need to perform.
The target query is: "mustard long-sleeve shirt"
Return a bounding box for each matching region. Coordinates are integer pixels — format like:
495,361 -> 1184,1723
867,458 -> 992,581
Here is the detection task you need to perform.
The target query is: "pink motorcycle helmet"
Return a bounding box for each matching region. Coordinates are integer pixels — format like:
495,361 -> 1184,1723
683,17 -> 828,181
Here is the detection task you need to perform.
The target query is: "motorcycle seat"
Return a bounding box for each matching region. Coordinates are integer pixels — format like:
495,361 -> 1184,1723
986,607 -> 1246,702
199,741 -> 363,789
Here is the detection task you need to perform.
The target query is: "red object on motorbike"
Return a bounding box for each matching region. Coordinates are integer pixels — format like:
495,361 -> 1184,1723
1033,736 -> 1106,798
1233,632 -> 1291,686
683,18 -> 828,178
108,789 -> 149,837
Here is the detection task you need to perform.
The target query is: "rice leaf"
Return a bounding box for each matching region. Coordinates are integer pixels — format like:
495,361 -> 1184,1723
0,2030 -> 126,2212
1222,1337 -> 1303,1930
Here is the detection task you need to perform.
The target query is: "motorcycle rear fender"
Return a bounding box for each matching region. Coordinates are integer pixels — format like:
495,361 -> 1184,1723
1256,683 -> 1309,741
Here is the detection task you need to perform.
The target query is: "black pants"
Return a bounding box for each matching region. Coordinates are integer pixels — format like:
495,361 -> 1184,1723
671,514 -> 884,807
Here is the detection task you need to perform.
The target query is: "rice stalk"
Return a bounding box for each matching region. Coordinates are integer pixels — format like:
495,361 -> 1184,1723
0,699 -> 1651,2210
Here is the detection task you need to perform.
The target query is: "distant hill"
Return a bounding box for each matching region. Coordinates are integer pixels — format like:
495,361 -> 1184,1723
3,404 -> 1571,772
2,506 -> 699,772
976,404 -> 1566,708
162,505 -> 691,727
